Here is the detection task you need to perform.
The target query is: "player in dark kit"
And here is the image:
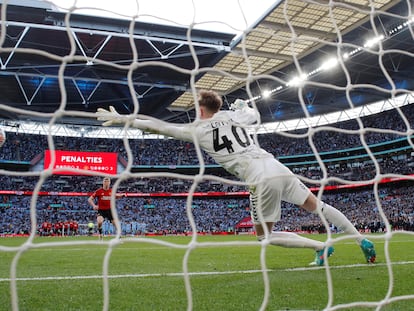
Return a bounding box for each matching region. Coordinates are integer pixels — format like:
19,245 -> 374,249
88,177 -> 125,240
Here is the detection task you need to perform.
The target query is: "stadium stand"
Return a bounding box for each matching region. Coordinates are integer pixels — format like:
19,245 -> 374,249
0,105 -> 413,235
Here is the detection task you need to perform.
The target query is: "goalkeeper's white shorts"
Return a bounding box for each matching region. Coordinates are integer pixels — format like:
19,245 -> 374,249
246,157 -> 311,224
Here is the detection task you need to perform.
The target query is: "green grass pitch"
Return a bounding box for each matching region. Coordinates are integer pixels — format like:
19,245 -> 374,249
0,233 -> 413,310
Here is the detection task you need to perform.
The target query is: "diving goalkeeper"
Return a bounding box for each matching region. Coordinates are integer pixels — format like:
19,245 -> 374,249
96,90 -> 376,265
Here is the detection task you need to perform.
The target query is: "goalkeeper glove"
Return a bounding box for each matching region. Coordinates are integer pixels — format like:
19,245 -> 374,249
96,106 -> 128,127
230,99 -> 248,111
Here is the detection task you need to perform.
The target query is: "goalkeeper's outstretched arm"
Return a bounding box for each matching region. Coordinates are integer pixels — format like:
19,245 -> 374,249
131,118 -> 189,140
96,106 -> 191,141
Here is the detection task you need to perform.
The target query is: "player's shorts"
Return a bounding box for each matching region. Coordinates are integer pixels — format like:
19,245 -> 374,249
97,209 -> 114,222
245,157 -> 311,224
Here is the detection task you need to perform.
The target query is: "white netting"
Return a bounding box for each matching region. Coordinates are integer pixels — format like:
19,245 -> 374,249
0,0 -> 413,310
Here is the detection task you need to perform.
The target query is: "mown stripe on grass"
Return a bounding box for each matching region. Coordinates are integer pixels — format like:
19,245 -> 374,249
0,260 -> 413,282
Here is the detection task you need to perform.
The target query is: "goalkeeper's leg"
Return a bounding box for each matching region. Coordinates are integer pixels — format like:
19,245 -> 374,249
255,222 -> 333,266
256,223 -> 325,249
255,222 -> 325,251
302,194 -> 376,263
302,194 -> 361,239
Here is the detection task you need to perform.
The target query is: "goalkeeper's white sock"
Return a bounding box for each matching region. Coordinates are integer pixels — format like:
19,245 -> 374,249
314,202 -> 362,243
258,232 -> 325,250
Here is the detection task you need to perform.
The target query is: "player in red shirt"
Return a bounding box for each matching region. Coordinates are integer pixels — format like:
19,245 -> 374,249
88,177 -> 125,239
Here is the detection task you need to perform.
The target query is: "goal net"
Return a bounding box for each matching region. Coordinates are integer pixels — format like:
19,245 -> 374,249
0,0 -> 413,310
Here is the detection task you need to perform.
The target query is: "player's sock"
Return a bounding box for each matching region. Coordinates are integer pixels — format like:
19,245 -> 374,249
314,202 -> 361,241
260,231 -> 325,250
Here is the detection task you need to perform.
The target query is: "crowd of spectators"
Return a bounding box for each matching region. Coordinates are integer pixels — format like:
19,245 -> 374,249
1,103 -> 413,165
0,104 -> 413,236
0,181 -> 412,236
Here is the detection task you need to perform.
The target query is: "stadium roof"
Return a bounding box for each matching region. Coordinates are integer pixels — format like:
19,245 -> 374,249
0,0 -> 412,136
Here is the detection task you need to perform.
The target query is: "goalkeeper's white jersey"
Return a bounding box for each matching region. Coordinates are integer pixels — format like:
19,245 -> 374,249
170,108 -> 274,180
134,107 -> 310,222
